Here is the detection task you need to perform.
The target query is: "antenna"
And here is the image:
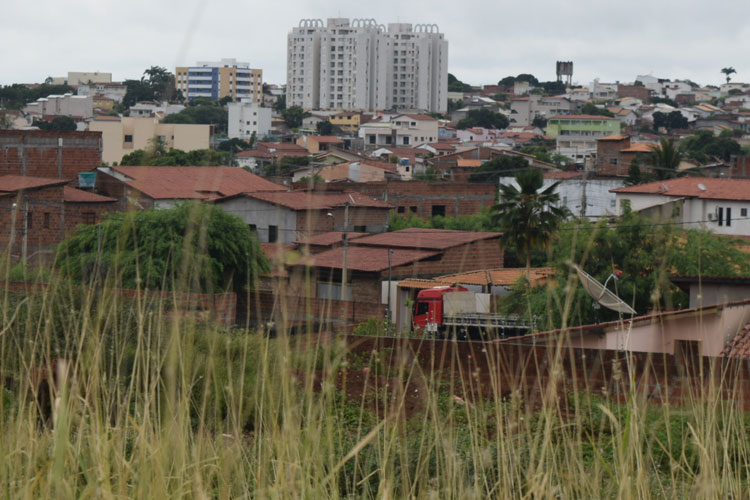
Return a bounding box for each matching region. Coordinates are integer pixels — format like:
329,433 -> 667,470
574,265 -> 636,315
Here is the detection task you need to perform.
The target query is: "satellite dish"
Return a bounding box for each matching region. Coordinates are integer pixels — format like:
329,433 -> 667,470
697,183 -> 707,191
574,265 -> 637,315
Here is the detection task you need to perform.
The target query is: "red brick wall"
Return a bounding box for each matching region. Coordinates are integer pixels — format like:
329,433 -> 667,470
596,138 -> 630,176
4,282 -> 236,326
0,130 -> 102,179
344,336 -> 750,410
342,181 -> 496,219
65,202 -> 116,234
0,186 -> 66,254
617,84 -> 651,103
294,207 -> 390,236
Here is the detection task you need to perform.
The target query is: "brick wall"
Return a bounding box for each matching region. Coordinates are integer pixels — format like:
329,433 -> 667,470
344,336 -> 750,410
382,237 -> 503,278
0,130 -> 101,179
0,186 -> 66,255
294,207 -> 390,236
617,84 -> 651,103
343,181 -> 496,219
596,138 -> 630,176
4,282 -> 236,326
65,201 -> 117,233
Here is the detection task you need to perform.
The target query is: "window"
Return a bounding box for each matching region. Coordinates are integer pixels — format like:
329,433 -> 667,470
124,134 -> 133,143
26,211 -> 33,229
354,225 -> 366,232
431,205 -> 446,217
727,207 -> 732,226
268,225 -> 278,243
742,208 -> 748,217
397,206 -> 406,214
43,212 -> 51,229
410,206 -> 417,213
249,224 -> 257,233
415,301 -> 429,316
718,206 -> 724,226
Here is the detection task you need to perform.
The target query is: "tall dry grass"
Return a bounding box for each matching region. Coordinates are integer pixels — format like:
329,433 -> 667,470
2,226 -> 750,499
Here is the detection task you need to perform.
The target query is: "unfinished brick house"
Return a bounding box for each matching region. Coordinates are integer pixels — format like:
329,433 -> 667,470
0,130 -> 102,179
0,176 -> 116,259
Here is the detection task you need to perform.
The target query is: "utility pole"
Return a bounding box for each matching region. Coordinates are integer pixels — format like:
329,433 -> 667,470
340,202 -> 349,301
22,201 -> 28,263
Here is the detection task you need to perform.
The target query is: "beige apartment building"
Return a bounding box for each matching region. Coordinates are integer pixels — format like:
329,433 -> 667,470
175,59 -> 262,103
89,116 -> 211,164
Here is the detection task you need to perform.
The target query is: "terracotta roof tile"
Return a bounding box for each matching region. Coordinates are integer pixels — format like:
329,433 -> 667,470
353,228 -> 501,250
109,166 -> 286,200
298,246 -> 439,272
63,186 -> 116,203
611,177 -> 750,201
0,175 -> 68,192
295,231 -> 368,247
720,323 -> 750,359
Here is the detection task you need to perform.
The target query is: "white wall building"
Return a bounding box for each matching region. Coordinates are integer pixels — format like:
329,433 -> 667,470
612,177 -> 750,237
23,93 -> 93,119
287,18 -> 448,113
358,113 -> 438,147
228,99 -> 272,140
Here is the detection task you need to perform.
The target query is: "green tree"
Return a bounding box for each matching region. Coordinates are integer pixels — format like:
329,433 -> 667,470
162,104 -> 228,134
217,137 -> 252,153
650,96 -> 678,107
263,155 -> 310,177
680,129 -> 741,163
119,147 -> 230,166
448,73 -> 474,92
581,103 -> 615,117
273,94 -> 286,112
652,111 -> 688,131
457,108 -> 509,130
0,83 -> 75,110
469,155 -> 529,183
498,76 -> 516,87
282,105 -> 307,129
32,116 -> 77,131
123,66 -> 177,107
625,157 -> 648,186
721,67 -> 737,84
316,120 -> 334,135
56,203 -> 268,293
650,137 -> 682,179
493,169 -> 569,271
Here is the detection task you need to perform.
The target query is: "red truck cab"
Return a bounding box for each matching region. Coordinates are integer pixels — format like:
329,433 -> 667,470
413,286 -> 467,335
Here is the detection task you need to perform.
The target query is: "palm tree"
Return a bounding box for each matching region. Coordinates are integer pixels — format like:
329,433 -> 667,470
493,169 -> 569,272
721,67 -> 736,84
649,137 -> 682,180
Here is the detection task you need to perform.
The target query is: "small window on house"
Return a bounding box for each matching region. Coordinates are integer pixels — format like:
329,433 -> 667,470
742,208 -> 748,217
727,207 -> 732,226
410,206 -> 417,213
43,212 -> 51,229
249,224 -> 257,233
353,225 -> 366,232
431,205 -> 446,217
124,134 -> 133,143
718,206 -> 724,226
268,225 -> 278,243
26,211 -> 33,229
397,206 -> 406,214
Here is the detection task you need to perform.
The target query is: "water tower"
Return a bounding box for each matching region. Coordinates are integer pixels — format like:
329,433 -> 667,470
556,61 -> 573,87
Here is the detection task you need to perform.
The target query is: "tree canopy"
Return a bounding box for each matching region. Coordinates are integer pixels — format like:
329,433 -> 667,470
32,116 -> 77,131
680,129 -> 741,163
581,103 -> 615,117
161,102 -> 228,134
0,83 -> 75,110
457,108 -> 509,130
119,146 -> 230,166
56,203 -> 268,293
468,155 -> 529,183
281,106 -> 307,129
649,137 -> 682,180
652,111 -> 688,131
122,66 -> 178,108
500,209 -> 750,330
493,169 -> 569,270
448,74 -> 474,92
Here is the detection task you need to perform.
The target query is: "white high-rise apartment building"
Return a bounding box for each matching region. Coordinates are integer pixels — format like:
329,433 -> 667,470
287,18 -> 448,113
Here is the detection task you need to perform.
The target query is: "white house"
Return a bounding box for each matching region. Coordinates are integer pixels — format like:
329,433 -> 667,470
612,177 -> 750,237
228,99 -> 272,140
358,114 -> 438,148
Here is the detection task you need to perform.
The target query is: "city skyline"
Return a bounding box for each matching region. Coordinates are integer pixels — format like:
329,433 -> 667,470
2,0 -> 749,88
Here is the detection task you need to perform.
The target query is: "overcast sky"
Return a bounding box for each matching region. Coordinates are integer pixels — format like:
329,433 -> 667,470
2,0 -> 748,88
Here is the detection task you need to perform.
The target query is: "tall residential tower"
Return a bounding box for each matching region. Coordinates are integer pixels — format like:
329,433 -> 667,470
287,18 -> 448,113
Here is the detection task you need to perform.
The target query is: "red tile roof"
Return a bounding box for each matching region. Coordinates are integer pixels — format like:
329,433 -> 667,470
258,141 -> 308,152
0,175 -> 68,192
109,166 -> 286,200
352,228 -> 501,250
300,246 -> 439,272
542,171 -> 583,180
620,143 -> 653,153
295,231 -> 368,247
235,191 -> 392,211
63,186 -> 116,203
427,142 -> 456,150
720,322 -> 750,358
611,177 -> 750,201
402,113 -> 438,121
